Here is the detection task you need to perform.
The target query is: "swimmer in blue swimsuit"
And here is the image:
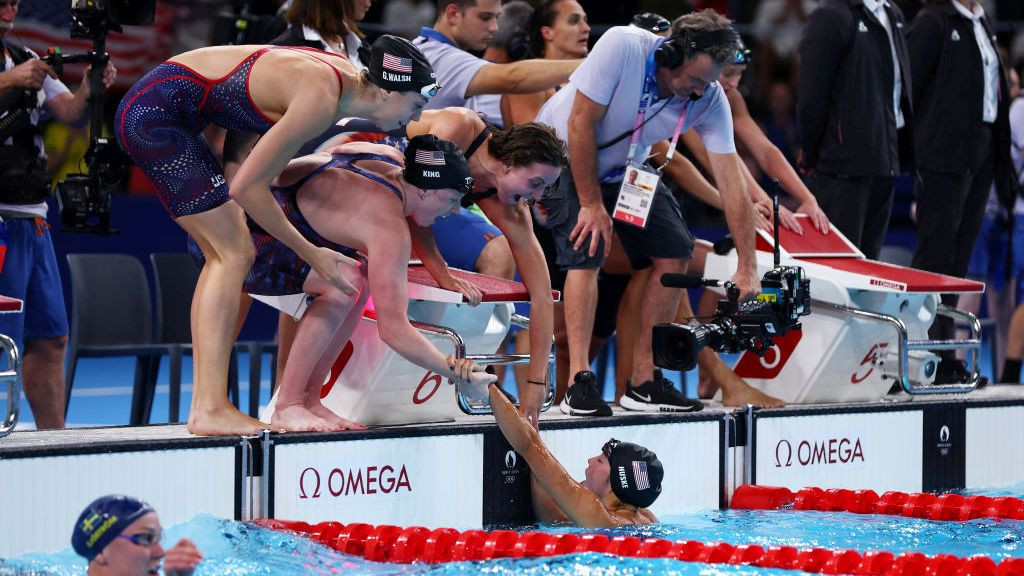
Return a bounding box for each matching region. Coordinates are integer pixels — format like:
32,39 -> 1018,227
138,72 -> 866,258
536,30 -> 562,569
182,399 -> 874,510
116,36 -> 439,436
235,135 -> 495,432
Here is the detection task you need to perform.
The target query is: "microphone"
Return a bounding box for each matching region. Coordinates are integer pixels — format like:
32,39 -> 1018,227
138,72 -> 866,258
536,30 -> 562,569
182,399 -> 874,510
660,273 -> 718,289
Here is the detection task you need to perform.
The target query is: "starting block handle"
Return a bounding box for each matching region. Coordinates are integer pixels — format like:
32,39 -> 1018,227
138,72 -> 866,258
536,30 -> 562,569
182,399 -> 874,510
0,333 -> 22,438
408,319 -> 555,416
829,303 -> 982,395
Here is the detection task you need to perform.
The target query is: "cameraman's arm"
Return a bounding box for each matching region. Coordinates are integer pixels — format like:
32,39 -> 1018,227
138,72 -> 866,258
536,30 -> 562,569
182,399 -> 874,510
708,151 -> 759,299
46,62 -> 116,126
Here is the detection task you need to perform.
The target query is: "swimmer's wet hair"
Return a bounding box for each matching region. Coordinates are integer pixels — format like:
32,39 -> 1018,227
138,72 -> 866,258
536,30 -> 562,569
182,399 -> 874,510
487,122 -> 567,169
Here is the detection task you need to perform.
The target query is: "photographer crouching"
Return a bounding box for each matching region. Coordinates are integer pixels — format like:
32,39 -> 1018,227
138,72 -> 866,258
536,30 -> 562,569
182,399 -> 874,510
0,0 -> 115,429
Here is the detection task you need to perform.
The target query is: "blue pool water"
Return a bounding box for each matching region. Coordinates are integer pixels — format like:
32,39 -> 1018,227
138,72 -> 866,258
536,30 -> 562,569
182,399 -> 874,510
4,485 -> 1024,576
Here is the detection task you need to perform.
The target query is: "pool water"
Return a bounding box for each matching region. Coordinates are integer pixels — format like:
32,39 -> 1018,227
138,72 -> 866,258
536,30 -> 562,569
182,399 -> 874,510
3,485 -> 1023,575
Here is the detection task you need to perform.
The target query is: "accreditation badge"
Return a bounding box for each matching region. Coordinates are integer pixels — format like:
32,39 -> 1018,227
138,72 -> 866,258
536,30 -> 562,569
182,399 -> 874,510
612,163 -> 659,228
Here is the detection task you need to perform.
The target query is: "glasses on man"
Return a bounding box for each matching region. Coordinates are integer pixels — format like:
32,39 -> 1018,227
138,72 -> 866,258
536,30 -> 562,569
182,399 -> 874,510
117,531 -> 161,547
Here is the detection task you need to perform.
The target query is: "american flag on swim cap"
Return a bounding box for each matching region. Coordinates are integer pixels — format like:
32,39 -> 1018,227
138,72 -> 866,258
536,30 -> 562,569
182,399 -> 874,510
633,461 -> 650,490
383,53 -> 413,73
415,150 -> 446,166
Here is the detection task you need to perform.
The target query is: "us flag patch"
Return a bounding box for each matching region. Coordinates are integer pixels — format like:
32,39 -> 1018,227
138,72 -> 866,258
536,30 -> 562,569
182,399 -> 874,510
383,53 -> 413,73
633,461 -> 650,490
415,150 -> 446,166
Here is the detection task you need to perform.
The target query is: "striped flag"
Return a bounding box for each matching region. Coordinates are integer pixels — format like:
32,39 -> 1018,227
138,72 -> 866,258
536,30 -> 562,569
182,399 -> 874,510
7,0 -> 183,91
632,461 -> 650,490
382,53 -> 412,73
414,149 -> 446,166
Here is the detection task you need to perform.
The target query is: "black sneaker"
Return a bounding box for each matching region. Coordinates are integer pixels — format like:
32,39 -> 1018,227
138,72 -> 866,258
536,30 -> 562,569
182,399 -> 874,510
621,369 -> 703,412
935,359 -> 986,387
559,371 -> 612,417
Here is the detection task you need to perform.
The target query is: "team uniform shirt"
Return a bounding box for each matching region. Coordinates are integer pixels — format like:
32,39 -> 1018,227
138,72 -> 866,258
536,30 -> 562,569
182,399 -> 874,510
299,25 -> 366,71
535,25 -> 735,183
412,28 -> 502,125
0,45 -> 71,218
950,0 -> 999,123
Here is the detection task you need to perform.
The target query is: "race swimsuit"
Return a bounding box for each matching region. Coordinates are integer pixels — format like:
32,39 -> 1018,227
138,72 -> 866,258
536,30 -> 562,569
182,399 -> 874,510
190,152 -> 403,296
116,46 -> 346,217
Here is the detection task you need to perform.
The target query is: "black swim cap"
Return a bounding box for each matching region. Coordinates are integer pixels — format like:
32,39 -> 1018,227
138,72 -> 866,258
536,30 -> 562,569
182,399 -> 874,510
368,35 -> 439,97
404,134 -> 474,195
603,439 -> 664,508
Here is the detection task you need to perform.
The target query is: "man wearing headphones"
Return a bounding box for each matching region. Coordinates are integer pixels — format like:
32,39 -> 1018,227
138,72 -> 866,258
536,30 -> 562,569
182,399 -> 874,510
535,9 -> 759,416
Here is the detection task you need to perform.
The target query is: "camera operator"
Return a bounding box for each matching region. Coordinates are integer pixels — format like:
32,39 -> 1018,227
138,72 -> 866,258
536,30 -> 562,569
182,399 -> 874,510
0,0 -> 115,429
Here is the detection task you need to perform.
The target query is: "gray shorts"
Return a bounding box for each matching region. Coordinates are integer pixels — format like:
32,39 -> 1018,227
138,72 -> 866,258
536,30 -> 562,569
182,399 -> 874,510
539,166 -> 694,271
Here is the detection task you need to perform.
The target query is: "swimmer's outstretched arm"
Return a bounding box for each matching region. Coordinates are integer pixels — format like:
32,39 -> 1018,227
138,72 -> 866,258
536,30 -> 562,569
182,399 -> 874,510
488,384 -> 617,528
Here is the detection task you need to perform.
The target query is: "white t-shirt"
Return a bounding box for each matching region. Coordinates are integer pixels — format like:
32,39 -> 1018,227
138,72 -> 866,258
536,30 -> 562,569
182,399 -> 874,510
0,45 -> 71,218
535,25 -> 735,182
413,30 -> 488,111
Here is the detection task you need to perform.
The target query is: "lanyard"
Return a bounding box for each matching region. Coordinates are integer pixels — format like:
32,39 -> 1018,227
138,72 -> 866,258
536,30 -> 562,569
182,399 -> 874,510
419,27 -> 457,47
626,38 -> 688,166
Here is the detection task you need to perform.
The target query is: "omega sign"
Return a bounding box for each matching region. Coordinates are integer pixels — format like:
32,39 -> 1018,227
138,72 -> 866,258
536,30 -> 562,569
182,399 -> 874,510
299,464 -> 412,499
775,437 -> 865,467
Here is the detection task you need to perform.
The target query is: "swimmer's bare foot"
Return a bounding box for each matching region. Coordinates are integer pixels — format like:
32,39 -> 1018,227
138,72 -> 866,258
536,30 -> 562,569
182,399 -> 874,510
187,405 -> 265,436
720,378 -> 786,408
697,368 -> 718,399
308,401 -> 366,430
271,404 -> 335,432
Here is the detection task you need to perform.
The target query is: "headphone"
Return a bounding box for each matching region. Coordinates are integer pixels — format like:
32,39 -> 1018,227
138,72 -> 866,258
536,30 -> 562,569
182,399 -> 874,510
653,27 -> 741,69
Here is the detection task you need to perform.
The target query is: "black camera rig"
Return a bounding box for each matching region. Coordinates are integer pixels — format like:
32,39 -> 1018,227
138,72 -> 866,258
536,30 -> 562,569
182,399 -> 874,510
44,0 -> 154,233
652,184 -> 812,372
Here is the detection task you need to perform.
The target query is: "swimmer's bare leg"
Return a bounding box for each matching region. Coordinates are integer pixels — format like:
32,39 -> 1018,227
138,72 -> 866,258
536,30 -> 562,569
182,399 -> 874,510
179,204 -> 266,436
303,276 -> 370,431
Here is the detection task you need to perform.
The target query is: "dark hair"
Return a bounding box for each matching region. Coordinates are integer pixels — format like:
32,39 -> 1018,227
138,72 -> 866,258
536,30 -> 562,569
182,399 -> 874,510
669,9 -> 737,66
488,122 -> 566,168
529,0 -> 567,58
491,1 -> 534,61
437,0 -> 478,12
286,0 -> 363,40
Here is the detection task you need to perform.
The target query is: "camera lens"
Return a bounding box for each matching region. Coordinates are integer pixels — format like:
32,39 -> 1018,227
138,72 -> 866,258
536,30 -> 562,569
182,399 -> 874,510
652,323 -> 707,372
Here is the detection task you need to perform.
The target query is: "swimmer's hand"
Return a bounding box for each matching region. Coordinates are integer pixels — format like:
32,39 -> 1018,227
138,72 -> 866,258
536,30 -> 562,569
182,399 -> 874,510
310,247 -> 362,296
162,538 -> 203,576
439,275 -> 483,307
447,355 -> 497,403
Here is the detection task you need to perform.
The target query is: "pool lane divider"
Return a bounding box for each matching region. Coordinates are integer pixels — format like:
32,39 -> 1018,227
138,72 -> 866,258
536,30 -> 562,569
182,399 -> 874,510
730,485 -> 1024,522
251,518 -> 1024,574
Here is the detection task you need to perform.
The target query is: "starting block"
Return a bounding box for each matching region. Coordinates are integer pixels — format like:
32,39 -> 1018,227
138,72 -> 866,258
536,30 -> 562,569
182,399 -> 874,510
0,294 -> 23,437
704,216 -> 984,404
261,266 -> 556,426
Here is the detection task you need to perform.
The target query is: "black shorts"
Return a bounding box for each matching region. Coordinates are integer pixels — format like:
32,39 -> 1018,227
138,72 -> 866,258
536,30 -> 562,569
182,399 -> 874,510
539,166 -> 694,271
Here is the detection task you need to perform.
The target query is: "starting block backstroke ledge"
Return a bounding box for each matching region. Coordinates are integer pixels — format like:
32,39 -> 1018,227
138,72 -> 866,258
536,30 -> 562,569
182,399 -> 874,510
705,215 -> 984,405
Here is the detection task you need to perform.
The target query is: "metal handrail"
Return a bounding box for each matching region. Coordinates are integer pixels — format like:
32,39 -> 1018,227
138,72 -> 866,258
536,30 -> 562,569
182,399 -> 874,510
409,319 -> 556,415
0,333 -> 22,437
826,303 -> 981,395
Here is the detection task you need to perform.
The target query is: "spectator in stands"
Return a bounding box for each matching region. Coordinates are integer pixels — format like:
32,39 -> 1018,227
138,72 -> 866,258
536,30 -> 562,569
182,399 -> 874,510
0,0 -> 115,429
71,495 -> 203,576
751,0 -> 816,96
1000,61 -> 1024,384
116,36 -> 437,435
501,0 -> 591,125
908,0 -> 1014,383
487,382 -> 661,527
383,0 -> 437,39
413,0 -> 581,126
798,0 -> 912,260
535,10 -> 760,417
200,136 -> 497,431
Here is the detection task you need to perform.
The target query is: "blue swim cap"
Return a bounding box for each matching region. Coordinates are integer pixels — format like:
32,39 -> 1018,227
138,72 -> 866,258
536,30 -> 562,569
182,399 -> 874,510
71,495 -> 155,561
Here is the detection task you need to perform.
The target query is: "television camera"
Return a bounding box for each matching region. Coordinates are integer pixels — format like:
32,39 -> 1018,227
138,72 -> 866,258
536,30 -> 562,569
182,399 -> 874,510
652,185 -> 812,372
46,0 -> 155,233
